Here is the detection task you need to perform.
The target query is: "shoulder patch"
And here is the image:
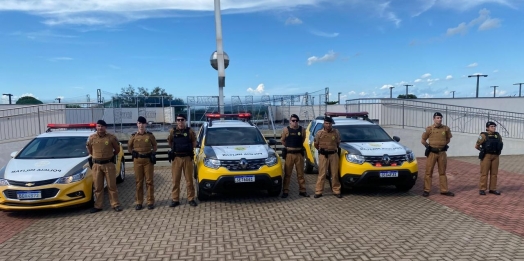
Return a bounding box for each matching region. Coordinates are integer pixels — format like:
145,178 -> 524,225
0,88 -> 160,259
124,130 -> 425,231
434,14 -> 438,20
478,135 -> 483,140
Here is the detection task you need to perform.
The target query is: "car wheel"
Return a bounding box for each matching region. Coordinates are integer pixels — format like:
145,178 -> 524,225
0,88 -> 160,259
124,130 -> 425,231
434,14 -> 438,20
395,182 -> 415,192
116,158 -> 125,184
304,158 -> 314,174
197,181 -> 210,201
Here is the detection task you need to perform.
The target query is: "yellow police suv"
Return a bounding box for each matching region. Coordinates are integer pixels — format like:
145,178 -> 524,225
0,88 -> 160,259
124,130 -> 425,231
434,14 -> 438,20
0,123 -> 126,211
303,112 -> 418,191
193,113 -> 283,200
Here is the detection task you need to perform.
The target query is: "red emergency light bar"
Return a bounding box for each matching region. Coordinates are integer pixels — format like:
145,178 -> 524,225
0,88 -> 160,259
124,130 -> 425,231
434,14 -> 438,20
325,112 -> 369,118
205,113 -> 252,119
47,123 -> 97,129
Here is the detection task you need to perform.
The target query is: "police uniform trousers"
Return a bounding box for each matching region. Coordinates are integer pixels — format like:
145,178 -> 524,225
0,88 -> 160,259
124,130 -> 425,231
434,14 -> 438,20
134,157 -> 154,205
315,153 -> 341,195
423,151 -> 449,193
480,153 -> 499,191
283,151 -> 306,193
171,156 -> 196,201
93,162 -> 120,209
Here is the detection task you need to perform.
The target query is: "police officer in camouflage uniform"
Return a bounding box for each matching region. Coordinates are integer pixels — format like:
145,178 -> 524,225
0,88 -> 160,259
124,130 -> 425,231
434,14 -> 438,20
313,116 -> 342,198
86,119 -> 122,213
280,114 -> 309,198
167,114 -> 198,207
475,121 -> 503,195
421,112 -> 454,197
128,116 -> 158,210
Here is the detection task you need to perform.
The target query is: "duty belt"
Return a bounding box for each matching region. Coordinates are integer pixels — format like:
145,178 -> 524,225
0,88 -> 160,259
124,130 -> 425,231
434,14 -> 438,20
174,152 -> 191,157
136,153 -> 151,158
93,159 -> 112,164
286,148 -> 303,154
319,150 -> 337,155
430,147 -> 446,153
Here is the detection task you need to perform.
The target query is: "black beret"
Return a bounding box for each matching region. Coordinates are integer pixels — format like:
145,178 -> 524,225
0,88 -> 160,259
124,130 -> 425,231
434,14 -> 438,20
290,114 -> 300,121
176,114 -> 187,120
486,121 -> 497,127
433,112 -> 443,118
137,116 -> 147,124
324,116 -> 334,124
96,119 -> 107,126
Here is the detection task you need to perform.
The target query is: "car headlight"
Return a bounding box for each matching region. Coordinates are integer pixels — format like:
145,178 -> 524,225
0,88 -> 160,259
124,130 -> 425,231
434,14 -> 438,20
0,179 -> 9,186
204,158 -> 221,169
345,154 -> 365,164
405,151 -> 415,163
265,154 -> 278,167
55,168 -> 87,184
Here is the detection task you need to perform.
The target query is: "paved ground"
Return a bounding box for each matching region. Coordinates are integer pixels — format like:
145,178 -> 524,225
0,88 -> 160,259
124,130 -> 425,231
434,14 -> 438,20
1,155 -> 524,261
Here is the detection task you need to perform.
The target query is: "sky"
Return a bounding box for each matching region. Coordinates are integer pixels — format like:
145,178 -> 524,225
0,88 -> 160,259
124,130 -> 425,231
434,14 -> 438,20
1,0 -> 524,104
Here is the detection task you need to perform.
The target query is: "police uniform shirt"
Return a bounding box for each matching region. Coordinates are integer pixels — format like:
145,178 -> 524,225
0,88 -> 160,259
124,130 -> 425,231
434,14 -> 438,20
167,127 -> 197,146
476,131 -> 502,149
129,132 -> 157,154
87,132 -> 119,159
314,128 -> 341,151
281,126 -> 305,149
422,124 -> 452,149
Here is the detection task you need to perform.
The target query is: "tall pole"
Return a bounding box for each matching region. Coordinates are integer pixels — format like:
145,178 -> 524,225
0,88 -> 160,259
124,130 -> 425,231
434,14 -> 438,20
490,86 -> 498,97
403,84 -> 413,97
450,91 -> 455,98
338,92 -> 341,104
214,0 -> 225,115
514,83 -> 524,97
2,93 -> 13,104
389,86 -> 394,98
468,74 -> 488,98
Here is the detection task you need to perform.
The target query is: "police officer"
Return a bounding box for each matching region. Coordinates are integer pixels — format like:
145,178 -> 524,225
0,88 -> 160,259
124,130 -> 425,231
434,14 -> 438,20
475,121 -> 503,195
86,119 -> 122,213
281,114 -> 309,198
128,116 -> 158,210
421,112 -> 454,197
313,116 -> 342,198
167,114 -> 198,207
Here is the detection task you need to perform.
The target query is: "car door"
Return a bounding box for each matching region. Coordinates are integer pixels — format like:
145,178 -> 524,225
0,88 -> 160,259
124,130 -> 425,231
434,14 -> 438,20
311,123 -> 324,166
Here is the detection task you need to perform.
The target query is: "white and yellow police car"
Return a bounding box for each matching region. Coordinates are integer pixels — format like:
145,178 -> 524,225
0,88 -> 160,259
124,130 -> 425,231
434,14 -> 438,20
193,113 -> 283,200
0,123 -> 125,211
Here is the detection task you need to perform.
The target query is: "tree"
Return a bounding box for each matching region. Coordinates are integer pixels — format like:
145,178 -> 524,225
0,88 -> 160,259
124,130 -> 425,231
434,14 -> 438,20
325,101 -> 339,105
16,96 -> 43,105
397,94 -> 418,99
66,104 -> 82,108
112,85 -> 183,108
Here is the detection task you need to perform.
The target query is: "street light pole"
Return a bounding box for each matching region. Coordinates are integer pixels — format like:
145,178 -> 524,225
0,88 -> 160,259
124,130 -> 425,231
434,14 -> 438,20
403,84 -> 412,97
389,86 -> 394,98
214,0 -> 225,115
2,93 -> 13,104
490,86 -> 498,97
514,83 -> 524,97
468,74 -> 488,98
338,92 -> 341,104
55,97 -> 62,103
450,91 -> 456,98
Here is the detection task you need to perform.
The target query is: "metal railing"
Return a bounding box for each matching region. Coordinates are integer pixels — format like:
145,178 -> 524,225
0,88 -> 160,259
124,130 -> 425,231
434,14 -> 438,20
345,98 -> 524,139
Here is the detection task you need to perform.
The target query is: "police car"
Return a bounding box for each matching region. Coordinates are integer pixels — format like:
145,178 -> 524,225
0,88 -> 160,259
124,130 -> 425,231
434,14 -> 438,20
0,123 -> 126,211
303,112 -> 418,191
193,113 -> 283,200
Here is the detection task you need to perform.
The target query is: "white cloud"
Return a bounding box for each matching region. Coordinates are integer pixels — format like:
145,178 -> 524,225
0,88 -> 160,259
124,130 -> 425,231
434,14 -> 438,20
359,92 -> 367,96
285,17 -> 302,25
380,84 -> 394,89
467,62 -> 478,67
247,83 -> 265,94
307,50 -> 338,66
419,93 -> 434,98
414,79 -> 422,83
421,73 -> 431,78
309,30 -> 339,38
348,91 -> 356,95
396,81 -> 408,86
446,8 -> 502,36
493,69 -> 499,73
446,75 -> 453,80
49,57 -> 73,61
376,1 -> 401,27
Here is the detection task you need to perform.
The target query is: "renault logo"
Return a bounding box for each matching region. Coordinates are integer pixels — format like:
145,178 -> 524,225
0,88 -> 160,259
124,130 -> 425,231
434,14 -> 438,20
382,154 -> 391,165
239,158 -> 248,169
25,183 -> 35,187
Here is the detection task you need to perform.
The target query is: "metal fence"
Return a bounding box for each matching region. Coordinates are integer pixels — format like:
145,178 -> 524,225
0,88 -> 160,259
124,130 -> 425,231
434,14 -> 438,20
345,98 -> 524,139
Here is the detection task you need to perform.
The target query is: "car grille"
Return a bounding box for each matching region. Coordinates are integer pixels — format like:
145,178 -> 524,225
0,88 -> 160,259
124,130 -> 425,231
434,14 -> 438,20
364,155 -> 406,166
220,159 -> 266,171
3,188 -> 60,200
7,178 -> 57,187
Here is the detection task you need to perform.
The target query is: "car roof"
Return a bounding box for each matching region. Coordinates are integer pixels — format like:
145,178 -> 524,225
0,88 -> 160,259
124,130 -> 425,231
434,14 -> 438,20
313,118 -> 374,126
206,120 -> 256,128
36,130 -> 95,138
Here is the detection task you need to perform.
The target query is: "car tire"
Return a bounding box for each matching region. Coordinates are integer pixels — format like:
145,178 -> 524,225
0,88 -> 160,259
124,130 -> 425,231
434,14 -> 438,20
116,158 -> 125,184
197,182 -> 211,201
304,158 -> 314,174
395,182 -> 415,192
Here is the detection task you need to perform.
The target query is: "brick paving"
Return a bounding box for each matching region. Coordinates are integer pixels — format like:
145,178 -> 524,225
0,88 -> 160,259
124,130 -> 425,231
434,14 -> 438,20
0,156 -> 524,260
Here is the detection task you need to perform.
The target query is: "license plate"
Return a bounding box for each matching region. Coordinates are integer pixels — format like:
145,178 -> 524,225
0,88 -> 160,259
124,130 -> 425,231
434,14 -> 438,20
234,176 -> 255,183
379,171 -> 398,178
17,191 -> 42,199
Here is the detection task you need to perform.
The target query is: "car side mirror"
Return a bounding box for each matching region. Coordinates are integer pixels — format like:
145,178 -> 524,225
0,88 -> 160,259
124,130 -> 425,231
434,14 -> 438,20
393,136 -> 400,142
268,139 -> 277,146
10,151 -> 18,158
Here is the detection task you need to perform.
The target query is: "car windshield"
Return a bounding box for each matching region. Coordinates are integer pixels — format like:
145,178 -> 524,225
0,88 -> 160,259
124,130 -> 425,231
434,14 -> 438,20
16,136 -> 89,159
205,127 -> 266,146
334,125 -> 393,143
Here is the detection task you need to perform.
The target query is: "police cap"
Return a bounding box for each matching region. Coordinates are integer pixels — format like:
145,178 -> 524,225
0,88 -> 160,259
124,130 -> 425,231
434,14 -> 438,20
290,114 -> 300,121
324,116 -> 334,124
137,116 -> 147,124
96,119 -> 107,126
433,112 -> 443,118
176,114 -> 187,120
486,121 -> 497,128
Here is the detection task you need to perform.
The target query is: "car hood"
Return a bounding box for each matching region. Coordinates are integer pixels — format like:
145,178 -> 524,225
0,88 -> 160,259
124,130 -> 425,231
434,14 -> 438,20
206,145 -> 269,160
1,157 -> 88,181
341,142 -> 408,156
